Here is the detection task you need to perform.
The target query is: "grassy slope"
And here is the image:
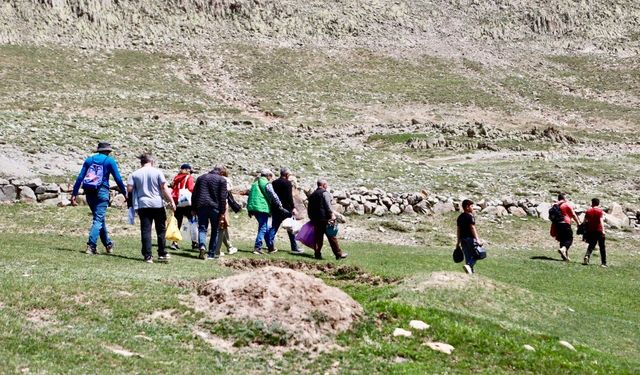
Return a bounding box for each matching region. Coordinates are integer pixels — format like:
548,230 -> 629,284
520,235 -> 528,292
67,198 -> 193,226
0,205 -> 638,374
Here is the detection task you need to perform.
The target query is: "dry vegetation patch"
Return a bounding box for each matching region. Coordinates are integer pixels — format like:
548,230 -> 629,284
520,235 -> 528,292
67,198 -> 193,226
191,266 -> 363,349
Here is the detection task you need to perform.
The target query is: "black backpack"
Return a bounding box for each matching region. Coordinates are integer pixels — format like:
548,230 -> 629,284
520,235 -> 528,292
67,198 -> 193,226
548,203 -> 564,224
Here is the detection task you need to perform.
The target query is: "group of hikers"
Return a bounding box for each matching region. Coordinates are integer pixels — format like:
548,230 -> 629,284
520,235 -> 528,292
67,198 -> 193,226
456,194 -> 608,274
72,142 -> 607,271
71,142 -> 347,263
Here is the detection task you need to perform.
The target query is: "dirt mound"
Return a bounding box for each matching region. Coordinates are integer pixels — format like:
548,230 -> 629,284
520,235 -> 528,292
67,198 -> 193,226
192,266 -> 363,347
221,258 -> 398,285
407,271 -> 497,290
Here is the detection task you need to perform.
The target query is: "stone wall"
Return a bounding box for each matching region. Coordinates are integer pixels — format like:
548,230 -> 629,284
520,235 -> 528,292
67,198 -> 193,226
1,178 -> 637,229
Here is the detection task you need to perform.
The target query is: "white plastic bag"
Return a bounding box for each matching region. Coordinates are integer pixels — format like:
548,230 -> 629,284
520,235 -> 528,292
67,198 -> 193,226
176,178 -> 192,207
281,217 -> 295,229
190,217 -> 199,242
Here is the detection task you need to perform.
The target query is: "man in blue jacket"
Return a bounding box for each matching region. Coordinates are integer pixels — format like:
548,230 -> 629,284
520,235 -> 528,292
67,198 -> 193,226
71,142 -> 127,255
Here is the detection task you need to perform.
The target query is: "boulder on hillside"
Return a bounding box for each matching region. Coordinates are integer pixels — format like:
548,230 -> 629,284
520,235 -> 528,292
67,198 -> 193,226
537,203 -> 552,221
433,202 -> 455,215
482,205 -> 508,217
19,186 -> 37,203
508,206 -> 527,217
403,205 -> 417,215
0,185 -> 17,202
608,203 -> 627,222
390,204 -> 402,215
373,205 -> 387,216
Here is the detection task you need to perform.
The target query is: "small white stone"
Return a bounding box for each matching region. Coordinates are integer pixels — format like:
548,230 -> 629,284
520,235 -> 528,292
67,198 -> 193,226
425,342 -> 454,354
392,328 -> 412,337
523,344 -> 535,351
559,340 -> 576,351
409,320 -> 430,330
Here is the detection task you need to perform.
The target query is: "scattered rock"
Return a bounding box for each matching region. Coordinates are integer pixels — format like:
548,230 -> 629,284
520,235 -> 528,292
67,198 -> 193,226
409,320 -> 430,330
104,345 -> 142,358
537,203 -> 552,221
19,186 -> 37,203
523,344 -> 535,351
558,340 -> 576,351
393,328 -> 412,337
425,342 -> 454,354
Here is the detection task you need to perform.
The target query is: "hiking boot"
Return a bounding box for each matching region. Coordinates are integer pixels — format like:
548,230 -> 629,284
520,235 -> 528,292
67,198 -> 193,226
158,255 -> 169,263
267,248 -> 278,254
198,246 -> 206,260
463,264 -> 473,274
253,248 -> 264,255
144,256 -> 153,264
228,247 -> 238,255
558,246 -> 568,261
582,255 -> 590,265
85,245 -> 97,255
105,243 -> 114,255
169,242 -> 179,251
336,253 -> 348,260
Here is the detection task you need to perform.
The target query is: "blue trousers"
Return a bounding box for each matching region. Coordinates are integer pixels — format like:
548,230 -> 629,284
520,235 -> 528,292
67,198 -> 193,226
197,207 -> 220,257
85,190 -> 112,249
460,237 -> 477,267
253,212 -> 274,250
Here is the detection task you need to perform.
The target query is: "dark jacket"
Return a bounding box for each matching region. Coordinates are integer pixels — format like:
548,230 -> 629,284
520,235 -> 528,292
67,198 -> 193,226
307,187 -> 333,222
191,170 -> 227,213
272,177 -> 295,211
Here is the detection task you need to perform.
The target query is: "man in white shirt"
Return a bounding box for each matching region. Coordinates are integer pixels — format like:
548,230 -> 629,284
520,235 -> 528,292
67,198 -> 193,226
127,153 -> 176,263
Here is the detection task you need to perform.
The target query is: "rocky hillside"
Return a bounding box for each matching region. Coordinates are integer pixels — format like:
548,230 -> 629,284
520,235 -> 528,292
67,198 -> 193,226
2,0 -> 639,55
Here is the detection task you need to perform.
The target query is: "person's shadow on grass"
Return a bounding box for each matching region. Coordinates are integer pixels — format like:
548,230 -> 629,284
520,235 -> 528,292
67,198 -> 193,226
51,247 -> 143,262
530,255 -> 564,262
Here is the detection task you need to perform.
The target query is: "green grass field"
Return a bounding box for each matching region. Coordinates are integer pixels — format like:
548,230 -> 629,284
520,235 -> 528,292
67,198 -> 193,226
1,205 -> 638,374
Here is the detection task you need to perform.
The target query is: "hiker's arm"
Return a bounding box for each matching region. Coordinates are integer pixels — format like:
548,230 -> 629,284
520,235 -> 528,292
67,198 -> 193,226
471,224 -> 483,246
110,159 -> 127,197
572,209 -> 580,225
161,182 -> 176,211
266,183 -> 283,208
71,159 -> 89,197
218,178 -> 227,216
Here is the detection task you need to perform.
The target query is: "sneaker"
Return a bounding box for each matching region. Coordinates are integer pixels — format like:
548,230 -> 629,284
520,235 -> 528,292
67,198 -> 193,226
582,255 -> 590,265
206,256 -> 219,260
463,264 -> 473,274
105,243 -> 114,255
267,248 -> 278,254
85,245 -> 97,255
253,248 -> 264,255
144,256 -> 153,264
291,249 -> 304,254
228,247 -> 238,254
158,255 -> 169,263
558,246 -> 568,261
336,253 -> 348,260
191,242 -> 199,250
198,246 -> 206,260
169,242 -> 179,251
601,264 -> 608,268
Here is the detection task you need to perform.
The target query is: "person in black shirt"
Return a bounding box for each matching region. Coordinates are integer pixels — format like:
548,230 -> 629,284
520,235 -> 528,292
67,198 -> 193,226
456,199 -> 483,274
269,168 -> 302,254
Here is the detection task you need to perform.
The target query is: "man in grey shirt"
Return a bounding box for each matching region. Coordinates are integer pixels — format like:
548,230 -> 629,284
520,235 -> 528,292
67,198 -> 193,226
127,153 -> 176,263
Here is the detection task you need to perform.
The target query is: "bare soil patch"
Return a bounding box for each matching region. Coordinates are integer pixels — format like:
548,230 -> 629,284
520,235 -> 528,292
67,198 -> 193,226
407,271 -> 497,290
221,258 -> 398,286
191,266 -> 363,349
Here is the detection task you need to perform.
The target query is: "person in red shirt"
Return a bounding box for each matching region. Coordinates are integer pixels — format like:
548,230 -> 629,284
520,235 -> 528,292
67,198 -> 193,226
550,193 -> 581,261
582,198 -> 607,267
170,163 -> 196,250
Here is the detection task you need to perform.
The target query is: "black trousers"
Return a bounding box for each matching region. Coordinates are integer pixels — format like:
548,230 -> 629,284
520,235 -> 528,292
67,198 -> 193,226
556,223 -> 573,250
585,231 -> 606,265
174,205 -> 193,229
138,207 -> 167,258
